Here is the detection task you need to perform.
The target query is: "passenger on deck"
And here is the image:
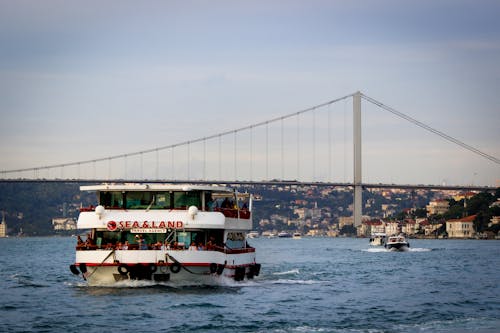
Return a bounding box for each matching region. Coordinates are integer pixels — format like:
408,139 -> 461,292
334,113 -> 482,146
137,235 -> 148,250
85,233 -> 93,244
116,242 -> 123,250
221,198 -> 230,208
122,241 -> 129,250
197,243 -> 205,251
189,242 -> 198,250
84,234 -> 94,249
77,236 -> 84,247
206,237 -> 215,250
161,241 -> 170,251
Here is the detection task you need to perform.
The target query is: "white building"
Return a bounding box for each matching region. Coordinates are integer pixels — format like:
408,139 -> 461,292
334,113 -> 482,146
426,199 -> 450,216
446,215 -> 476,238
52,217 -> 77,231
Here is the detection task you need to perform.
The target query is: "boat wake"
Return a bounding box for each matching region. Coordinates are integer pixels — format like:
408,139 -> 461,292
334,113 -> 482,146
272,269 -> 300,275
362,247 -> 432,253
264,279 -> 322,285
408,247 -> 432,252
362,248 -> 388,253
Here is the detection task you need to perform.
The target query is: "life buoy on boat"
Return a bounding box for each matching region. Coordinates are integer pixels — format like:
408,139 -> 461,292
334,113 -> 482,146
118,264 -> 129,275
69,264 -> 80,275
209,263 -> 218,274
170,262 -> 181,273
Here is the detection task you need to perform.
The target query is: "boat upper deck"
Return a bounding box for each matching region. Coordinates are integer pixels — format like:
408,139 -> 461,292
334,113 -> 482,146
80,183 -> 251,213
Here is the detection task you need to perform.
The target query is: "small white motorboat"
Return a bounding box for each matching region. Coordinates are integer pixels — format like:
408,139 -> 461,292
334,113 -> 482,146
384,234 -> 410,251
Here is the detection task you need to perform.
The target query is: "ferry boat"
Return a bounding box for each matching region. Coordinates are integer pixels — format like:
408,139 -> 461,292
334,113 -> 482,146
69,183 -> 260,286
384,234 -> 410,251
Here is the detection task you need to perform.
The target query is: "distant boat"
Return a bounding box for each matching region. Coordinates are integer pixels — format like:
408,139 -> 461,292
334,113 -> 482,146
262,231 -> 276,238
247,231 -> 260,238
384,234 -> 410,251
278,231 -> 292,238
293,232 -> 302,239
369,233 -> 386,246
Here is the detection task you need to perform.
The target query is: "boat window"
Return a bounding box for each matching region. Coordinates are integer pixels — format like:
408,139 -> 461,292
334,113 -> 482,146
126,192 -> 153,209
95,230 -> 125,248
176,232 -> 190,249
99,191 -> 124,208
153,192 -> 171,209
173,191 -> 201,209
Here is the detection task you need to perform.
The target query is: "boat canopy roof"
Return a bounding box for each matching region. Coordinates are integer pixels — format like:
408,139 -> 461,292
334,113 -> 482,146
80,183 -> 234,194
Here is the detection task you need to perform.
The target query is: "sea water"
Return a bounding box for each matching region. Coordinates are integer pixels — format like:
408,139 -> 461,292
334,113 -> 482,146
0,237 -> 499,333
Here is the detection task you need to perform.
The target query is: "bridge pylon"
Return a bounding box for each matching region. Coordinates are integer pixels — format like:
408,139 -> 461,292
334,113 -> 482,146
353,91 -> 362,227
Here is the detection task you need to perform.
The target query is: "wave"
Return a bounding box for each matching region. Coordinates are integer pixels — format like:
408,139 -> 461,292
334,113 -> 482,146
409,247 -> 432,252
11,273 -> 49,288
272,269 -> 300,275
264,279 -> 322,285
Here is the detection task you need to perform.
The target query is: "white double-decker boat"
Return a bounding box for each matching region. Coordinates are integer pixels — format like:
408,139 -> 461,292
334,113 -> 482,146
69,183 -> 260,286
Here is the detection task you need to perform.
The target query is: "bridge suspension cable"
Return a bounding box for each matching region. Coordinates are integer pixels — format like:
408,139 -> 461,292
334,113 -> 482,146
0,93 -> 354,176
361,94 -> 500,165
2,91 -> 498,179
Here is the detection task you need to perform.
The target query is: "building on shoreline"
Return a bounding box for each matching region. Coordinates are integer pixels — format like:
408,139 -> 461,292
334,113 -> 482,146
446,215 -> 476,238
426,199 -> 450,216
0,211 -> 6,237
52,217 -> 76,231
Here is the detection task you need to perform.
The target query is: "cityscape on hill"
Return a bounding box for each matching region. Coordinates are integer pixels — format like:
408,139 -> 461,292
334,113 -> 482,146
0,182 -> 499,239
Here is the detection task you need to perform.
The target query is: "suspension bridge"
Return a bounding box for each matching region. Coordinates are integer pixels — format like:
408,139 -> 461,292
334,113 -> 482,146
1,91 -> 499,225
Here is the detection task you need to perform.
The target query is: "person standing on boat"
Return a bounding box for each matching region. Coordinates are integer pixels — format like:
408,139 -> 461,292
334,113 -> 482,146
161,240 -> 170,251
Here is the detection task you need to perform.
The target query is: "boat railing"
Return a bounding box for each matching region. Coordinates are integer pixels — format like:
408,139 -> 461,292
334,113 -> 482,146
76,244 -> 256,253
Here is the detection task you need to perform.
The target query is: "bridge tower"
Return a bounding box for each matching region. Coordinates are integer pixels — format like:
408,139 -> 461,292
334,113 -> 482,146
353,91 -> 362,227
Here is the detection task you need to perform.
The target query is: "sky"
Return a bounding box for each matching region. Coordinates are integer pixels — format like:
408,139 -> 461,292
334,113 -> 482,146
0,0 -> 499,186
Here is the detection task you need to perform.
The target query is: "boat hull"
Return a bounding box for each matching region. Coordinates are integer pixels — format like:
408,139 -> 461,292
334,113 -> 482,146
71,249 -> 259,286
385,243 -> 409,251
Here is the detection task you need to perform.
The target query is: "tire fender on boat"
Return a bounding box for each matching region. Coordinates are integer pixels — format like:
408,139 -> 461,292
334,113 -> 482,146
118,264 -> 129,275
253,263 -> 261,276
79,263 -> 87,274
170,262 -> 181,273
149,263 -> 157,273
69,264 -> 80,275
216,263 -> 225,275
234,266 -> 246,281
209,263 -> 218,274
